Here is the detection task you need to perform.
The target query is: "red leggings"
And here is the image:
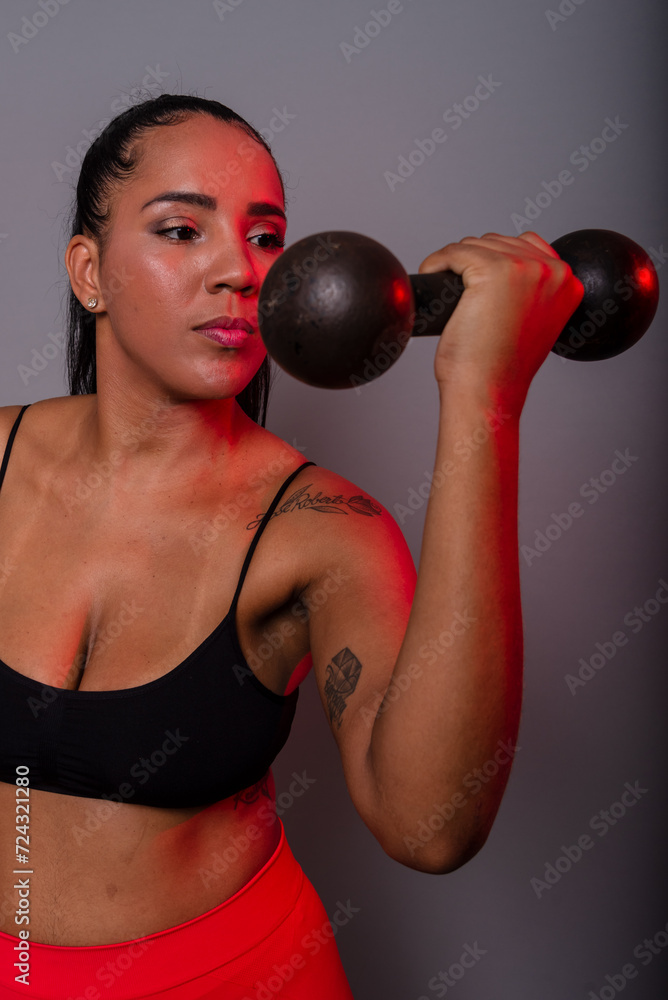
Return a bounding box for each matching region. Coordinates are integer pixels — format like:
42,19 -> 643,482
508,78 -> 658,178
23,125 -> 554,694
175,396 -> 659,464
0,820 -> 355,999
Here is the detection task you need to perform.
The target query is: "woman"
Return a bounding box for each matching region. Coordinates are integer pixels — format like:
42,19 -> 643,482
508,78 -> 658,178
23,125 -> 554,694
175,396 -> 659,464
0,94 -> 583,998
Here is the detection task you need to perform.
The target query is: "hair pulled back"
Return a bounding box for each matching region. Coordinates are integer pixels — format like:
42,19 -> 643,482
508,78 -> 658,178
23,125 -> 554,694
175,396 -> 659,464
63,93 -> 285,427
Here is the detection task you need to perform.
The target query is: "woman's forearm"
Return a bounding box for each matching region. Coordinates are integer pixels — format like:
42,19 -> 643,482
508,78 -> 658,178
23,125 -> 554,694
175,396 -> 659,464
368,379 -> 524,872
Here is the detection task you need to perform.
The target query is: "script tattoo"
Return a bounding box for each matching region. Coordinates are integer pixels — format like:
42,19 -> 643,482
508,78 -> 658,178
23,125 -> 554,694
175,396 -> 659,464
233,772 -> 273,810
246,485 -> 382,530
324,647 -> 362,729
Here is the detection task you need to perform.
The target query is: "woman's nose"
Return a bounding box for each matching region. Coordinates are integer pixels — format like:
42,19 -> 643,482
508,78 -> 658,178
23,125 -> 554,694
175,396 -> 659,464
204,239 -> 258,296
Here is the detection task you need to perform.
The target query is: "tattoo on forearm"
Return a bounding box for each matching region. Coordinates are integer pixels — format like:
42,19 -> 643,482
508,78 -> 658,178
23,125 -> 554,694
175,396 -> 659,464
233,772 -> 273,809
324,647 -> 362,729
246,485 -> 382,530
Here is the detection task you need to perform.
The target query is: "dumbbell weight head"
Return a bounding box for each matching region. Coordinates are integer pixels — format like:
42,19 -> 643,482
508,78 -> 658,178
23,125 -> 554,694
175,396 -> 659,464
257,231 -> 414,389
549,229 -> 659,361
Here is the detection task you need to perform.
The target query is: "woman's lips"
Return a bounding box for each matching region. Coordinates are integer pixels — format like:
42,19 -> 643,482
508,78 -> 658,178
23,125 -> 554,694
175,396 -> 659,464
196,327 -> 249,348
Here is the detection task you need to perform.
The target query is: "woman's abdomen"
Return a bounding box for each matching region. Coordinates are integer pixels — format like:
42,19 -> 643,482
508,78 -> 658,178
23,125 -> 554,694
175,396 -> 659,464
0,772 -> 281,946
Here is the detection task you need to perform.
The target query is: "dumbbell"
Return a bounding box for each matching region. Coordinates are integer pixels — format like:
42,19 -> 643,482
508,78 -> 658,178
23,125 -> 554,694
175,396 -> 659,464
257,229 -> 660,389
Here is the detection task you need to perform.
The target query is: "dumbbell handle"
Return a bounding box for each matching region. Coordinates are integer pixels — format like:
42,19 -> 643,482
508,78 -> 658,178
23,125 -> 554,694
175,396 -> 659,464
407,229 -> 659,361
409,271 -> 465,336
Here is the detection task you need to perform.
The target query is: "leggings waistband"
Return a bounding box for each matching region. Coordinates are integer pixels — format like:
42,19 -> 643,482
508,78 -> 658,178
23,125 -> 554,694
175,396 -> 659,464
0,818 -> 307,999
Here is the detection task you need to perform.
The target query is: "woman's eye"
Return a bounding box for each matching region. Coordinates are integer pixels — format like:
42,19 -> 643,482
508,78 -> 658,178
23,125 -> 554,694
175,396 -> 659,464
250,231 -> 285,250
154,226 -> 284,249
156,225 -> 199,241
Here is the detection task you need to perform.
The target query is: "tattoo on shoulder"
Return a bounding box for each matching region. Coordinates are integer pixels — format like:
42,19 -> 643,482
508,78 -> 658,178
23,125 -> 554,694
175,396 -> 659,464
324,647 -> 362,729
246,484 -> 382,530
233,772 -> 273,809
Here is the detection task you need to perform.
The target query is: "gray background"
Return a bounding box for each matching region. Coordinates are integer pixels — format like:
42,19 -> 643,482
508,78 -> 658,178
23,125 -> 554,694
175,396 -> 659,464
1,0 -> 666,997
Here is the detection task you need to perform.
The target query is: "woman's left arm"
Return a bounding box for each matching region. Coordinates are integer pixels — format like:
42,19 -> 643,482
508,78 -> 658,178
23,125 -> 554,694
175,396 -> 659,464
302,232 -> 584,874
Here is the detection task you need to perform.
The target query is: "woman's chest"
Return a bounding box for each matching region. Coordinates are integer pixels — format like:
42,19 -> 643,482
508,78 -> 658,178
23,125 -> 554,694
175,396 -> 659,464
0,481 -> 311,696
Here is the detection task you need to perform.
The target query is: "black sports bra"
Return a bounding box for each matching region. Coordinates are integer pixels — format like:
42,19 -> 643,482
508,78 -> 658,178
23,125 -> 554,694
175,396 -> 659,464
0,403 -> 316,808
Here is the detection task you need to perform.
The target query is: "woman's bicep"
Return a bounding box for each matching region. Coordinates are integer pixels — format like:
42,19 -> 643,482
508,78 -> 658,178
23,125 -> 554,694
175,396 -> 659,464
303,488 -> 417,834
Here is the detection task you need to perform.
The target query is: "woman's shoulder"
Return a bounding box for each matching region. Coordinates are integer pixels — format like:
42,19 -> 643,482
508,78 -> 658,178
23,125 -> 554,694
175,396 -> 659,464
0,403 -> 26,433
254,426 -> 382,508
0,396 -> 88,459
256,429 -> 407,558
259,438 -> 417,633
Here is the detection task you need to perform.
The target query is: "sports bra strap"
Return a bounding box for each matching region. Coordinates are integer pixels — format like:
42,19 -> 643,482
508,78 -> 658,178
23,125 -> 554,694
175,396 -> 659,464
0,403 -> 31,493
0,409 -> 315,617
229,460 -> 317,613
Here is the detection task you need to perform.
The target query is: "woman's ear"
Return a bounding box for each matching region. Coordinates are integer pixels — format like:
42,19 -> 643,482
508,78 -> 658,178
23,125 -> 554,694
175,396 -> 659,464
65,234 -> 106,311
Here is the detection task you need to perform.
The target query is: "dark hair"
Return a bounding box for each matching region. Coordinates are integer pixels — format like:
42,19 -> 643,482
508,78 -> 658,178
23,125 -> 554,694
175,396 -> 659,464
63,93 -> 286,427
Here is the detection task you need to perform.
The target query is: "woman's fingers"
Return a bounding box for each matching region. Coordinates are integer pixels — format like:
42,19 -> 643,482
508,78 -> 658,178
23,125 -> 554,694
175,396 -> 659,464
418,230 -> 564,276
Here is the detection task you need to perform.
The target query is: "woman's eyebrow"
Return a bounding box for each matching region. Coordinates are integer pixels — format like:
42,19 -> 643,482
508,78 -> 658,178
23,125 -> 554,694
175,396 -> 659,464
140,191 -> 286,223
247,200 -> 287,223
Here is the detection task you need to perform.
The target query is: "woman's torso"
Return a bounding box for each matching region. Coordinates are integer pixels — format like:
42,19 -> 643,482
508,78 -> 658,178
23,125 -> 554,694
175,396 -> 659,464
0,395 -> 321,945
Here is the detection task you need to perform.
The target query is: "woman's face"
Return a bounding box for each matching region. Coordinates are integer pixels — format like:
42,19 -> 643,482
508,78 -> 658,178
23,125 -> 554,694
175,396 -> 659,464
84,115 -> 287,401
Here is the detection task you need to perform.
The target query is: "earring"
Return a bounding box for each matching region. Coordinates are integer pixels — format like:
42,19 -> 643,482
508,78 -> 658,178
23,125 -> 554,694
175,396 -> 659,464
87,297 -> 98,309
